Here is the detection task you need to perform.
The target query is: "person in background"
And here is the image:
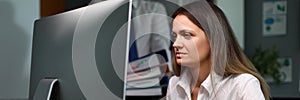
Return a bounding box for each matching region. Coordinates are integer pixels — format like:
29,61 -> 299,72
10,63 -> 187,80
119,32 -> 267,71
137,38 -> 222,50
129,0 -> 171,60
167,1 -> 270,100
126,0 -> 171,98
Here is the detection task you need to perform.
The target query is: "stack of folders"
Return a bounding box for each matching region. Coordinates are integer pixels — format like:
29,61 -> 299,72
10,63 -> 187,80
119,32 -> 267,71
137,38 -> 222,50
126,50 -> 169,96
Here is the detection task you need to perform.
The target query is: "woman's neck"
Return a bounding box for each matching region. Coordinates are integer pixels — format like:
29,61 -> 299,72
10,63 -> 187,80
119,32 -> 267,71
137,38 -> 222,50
188,59 -> 211,90
188,59 -> 211,100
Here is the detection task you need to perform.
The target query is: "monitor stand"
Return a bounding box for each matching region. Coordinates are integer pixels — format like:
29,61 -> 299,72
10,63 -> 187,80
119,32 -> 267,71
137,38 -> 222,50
33,78 -> 59,100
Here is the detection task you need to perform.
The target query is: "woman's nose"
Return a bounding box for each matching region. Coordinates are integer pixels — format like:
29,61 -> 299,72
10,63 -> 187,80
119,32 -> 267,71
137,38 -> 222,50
173,38 -> 183,49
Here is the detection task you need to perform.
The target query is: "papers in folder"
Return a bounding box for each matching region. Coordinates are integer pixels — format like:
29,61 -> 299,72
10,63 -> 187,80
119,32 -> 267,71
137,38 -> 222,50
126,50 -> 168,96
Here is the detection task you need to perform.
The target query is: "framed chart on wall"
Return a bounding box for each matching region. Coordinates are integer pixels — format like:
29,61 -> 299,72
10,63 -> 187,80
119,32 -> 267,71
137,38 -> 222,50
262,1 -> 287,37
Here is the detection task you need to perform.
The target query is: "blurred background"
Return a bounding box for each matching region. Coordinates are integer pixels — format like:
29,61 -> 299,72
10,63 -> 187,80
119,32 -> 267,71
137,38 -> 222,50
0,0 -> 298,99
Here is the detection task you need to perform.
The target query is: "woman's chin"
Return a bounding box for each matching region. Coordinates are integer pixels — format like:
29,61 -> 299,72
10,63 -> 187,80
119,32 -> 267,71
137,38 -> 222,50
177,60 -> 200,68
177,60 -> 191,67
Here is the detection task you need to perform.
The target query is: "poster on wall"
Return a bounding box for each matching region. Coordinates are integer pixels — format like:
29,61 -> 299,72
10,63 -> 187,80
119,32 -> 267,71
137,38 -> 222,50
265,57 -> 292,83
262,1 -> 287,36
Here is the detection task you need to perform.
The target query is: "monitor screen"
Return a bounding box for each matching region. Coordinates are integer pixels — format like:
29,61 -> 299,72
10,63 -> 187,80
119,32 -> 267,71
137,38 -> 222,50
29,0 -> 130,99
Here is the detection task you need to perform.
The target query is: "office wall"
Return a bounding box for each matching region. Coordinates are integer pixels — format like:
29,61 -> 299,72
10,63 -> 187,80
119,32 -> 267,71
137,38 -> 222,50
0,0 -> 39,99
216,0 -> 244,49
245,0 -> 300,98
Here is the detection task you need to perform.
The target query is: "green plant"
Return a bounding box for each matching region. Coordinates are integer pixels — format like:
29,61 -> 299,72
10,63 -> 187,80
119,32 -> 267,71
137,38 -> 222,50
251,46 -> 282,84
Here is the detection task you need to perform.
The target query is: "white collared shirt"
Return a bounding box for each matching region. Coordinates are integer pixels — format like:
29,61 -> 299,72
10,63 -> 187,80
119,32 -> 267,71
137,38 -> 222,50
166,73 -> 265,100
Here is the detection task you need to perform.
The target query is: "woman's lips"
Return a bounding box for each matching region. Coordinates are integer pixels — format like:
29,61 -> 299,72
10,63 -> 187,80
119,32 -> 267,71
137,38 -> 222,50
176,52 -> 187,58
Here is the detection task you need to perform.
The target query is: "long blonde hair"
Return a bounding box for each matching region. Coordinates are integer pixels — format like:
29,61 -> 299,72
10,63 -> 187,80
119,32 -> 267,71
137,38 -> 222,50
171,1 -> 270,99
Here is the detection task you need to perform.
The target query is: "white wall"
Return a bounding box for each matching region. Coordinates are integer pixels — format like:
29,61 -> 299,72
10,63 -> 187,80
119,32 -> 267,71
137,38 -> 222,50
0,0 -> 39,99
216,0 -> 244,49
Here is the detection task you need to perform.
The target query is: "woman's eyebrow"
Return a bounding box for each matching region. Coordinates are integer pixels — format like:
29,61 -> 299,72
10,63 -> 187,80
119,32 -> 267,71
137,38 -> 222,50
179,30 -> 195,34
179,30 -> 188,33
171,30 -> 187,34
172,29 -> 194,34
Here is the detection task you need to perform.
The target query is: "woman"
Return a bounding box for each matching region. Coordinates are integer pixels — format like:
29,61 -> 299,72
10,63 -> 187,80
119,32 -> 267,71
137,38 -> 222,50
167,1 -> 269,100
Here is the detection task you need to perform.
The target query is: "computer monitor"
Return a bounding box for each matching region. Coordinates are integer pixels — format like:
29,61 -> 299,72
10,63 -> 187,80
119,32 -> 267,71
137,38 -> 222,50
29,0 -> 130,99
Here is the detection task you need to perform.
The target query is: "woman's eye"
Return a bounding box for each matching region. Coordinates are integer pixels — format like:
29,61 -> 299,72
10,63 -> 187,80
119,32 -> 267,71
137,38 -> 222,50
182,32 -> 192,38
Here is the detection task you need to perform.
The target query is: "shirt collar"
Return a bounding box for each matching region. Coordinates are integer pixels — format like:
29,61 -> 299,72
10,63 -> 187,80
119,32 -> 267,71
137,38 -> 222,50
175,69 -> 223,97
175,68 -> 192,98
202,71 -> 223,96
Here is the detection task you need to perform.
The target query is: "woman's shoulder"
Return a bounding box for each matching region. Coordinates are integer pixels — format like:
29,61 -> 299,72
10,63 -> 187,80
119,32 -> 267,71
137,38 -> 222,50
231,73 -> 258,82
229,74 -> 265,99
225,73 -> 261,91
230,73 -> 262,93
